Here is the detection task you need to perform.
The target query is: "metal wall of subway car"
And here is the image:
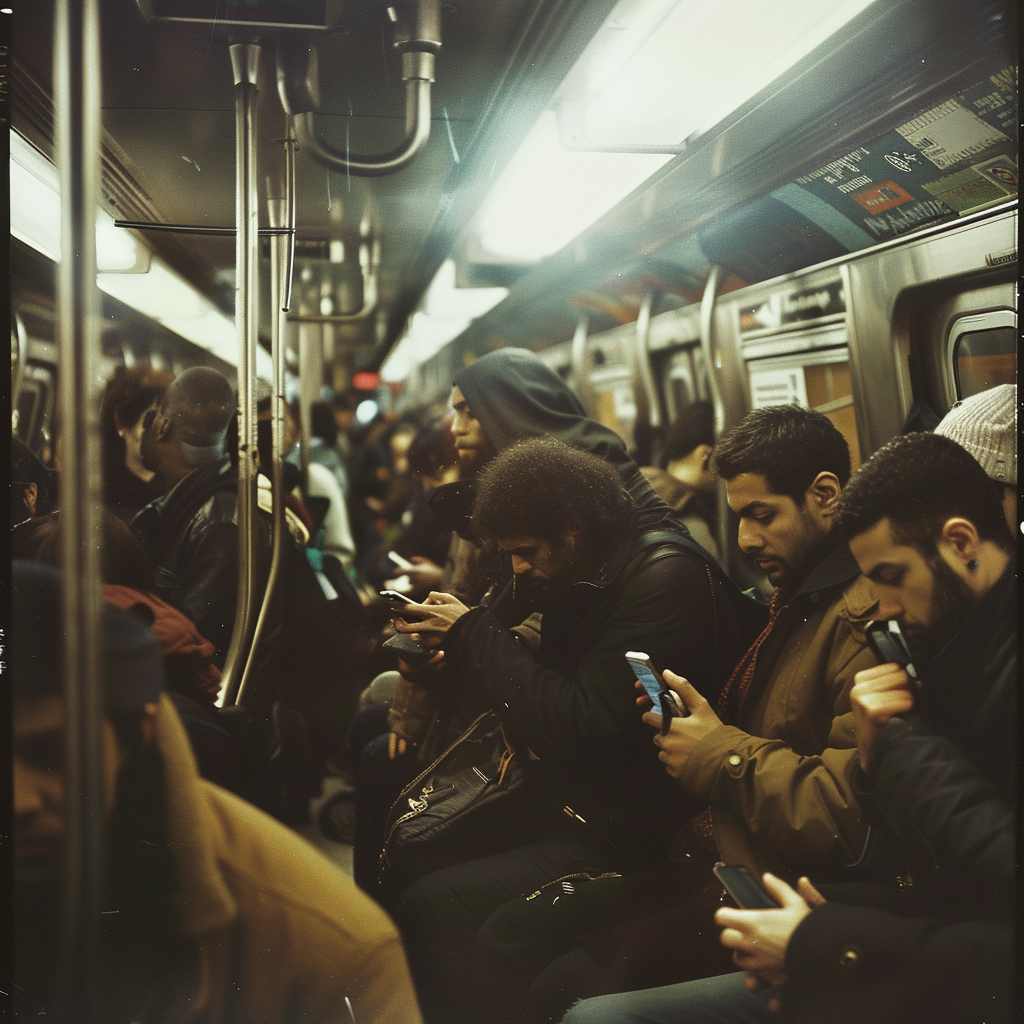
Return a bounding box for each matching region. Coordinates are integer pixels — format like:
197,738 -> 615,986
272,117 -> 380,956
7,0 -> 1017,1020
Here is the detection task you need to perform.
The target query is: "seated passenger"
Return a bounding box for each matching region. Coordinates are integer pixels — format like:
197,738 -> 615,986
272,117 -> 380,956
473,406 -> 880,1023
934,382 -> 1016,530
641,401 -> 721,562
11,561 -> 423,1024
564,430 -> 1015,1024
386,437 -> 742,1022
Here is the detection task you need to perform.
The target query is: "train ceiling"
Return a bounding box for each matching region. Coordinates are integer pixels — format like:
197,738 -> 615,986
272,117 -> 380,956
11,0 -> 1017,390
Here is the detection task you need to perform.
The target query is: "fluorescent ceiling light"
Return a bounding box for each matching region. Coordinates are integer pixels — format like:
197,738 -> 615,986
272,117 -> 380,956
472,0 -> 877,262
99,262 -> 272,376
476,110 -> 669,262
381,261 -> 507,382
10,130 -> 144,271
11,129 -> 265,374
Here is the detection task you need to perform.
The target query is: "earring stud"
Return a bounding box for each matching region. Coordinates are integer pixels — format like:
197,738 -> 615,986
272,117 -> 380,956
967,558 -> 979,571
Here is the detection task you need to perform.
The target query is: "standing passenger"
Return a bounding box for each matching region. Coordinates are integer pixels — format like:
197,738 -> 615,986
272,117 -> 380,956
133,366 -> 261,666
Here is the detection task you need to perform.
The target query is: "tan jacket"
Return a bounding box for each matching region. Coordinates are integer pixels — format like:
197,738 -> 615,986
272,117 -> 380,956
677,544 -> 879,881
154,695 -> 423,1023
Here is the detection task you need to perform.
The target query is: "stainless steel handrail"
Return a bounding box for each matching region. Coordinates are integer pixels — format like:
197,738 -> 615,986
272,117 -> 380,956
699,265 -> 730,563
632,290 -> 662,431
220,42 -> 262,707
12,312 -> 28,427
237,124 -> 296,706
54,0 -> 105,1005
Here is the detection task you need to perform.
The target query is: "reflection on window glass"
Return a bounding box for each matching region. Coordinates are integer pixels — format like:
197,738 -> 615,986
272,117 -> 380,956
955,327 -> 1017,399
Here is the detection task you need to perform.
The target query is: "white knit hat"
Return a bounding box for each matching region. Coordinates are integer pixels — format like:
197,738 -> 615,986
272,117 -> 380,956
935,384 -> 1016,485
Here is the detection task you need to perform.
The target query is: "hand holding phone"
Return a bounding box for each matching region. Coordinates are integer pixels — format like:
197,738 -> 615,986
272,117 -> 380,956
865,620 -> 917,680
626,651 -> 688,734
713,864 -> 782,909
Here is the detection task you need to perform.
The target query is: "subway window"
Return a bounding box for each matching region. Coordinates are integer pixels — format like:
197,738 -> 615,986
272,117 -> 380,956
952,324 -> 1017,399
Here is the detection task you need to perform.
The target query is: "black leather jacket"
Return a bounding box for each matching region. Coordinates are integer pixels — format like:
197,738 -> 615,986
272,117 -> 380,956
132,456 -> 271,666
443,525 -> 745,866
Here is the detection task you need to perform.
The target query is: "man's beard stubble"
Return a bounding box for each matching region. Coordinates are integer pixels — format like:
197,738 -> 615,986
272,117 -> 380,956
904,554 -> 977,667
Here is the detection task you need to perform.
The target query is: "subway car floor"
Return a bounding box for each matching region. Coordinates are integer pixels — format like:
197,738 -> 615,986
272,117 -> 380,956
297,775 -> 356,876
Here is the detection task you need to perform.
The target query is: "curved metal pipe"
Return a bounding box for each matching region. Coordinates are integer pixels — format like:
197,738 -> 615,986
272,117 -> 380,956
699,265 -> 730,563
54,0 -> 105,1005
221,42 -> 262,707
631,290 -> 662,431
12,312 -> 28,427
294,72 -> 433,178
237,131 -> 296,707
287,241 -> 380,323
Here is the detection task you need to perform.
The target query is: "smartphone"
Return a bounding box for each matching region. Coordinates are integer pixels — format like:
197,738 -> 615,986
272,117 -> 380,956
382,632 -> 436,665
625,651 -> 687,733
388,550 -> 414,570
865,620 -> 917,680
380,589 -> 416,606
713,864 -> 781,909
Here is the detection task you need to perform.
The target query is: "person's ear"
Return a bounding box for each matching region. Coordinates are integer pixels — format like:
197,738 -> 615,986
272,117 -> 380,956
694,443 -> 714,470
938,517 -> 981,566
23,481 -> 38,516
807,472 -> 841,516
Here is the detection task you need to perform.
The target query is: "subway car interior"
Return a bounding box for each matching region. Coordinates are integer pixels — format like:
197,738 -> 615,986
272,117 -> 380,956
6,0 -> 1019,1020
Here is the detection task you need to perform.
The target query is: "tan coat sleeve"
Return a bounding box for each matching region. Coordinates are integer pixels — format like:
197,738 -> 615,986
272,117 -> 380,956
677,631 -> 878,876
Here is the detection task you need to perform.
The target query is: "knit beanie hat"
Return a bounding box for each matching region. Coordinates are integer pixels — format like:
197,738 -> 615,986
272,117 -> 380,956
934,384 -> 1016,486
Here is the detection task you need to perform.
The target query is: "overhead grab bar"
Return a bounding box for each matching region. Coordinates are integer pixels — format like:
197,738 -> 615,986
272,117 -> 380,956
220,41 -> 263,707
287,239 -> 380,322
279,0 -> 441,177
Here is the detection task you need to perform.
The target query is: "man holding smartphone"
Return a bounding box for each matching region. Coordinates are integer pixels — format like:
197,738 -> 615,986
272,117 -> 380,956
564,430 -> 1015,1024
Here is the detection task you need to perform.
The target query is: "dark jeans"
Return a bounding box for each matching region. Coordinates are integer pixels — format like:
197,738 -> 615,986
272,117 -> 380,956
475,860 -> 732,1023
561,973 -> 775,1024
394,838 -> 621,1024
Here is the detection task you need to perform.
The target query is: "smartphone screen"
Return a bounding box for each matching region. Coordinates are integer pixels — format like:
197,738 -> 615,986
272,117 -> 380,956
380,589 -> 415,605
388,550 -> 414,570
713,864 -> 781,909
625,652 -> 666,707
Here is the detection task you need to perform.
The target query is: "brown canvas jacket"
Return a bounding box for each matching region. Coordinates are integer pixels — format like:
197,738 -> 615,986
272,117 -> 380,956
151,695 -> 423,1024
677,542 -> 880,881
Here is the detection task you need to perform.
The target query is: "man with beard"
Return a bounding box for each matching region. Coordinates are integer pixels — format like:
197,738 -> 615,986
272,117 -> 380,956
562,431 -> 1015,1024
12,561 -> 423,1023
386,437 -> 741,1022
466,405 -> 883,1024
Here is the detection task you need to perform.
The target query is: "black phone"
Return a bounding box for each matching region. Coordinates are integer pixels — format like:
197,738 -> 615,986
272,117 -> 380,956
382,632 -> 436,665
713,864 -> 781,909
865,620 -> 917,680
625,651 -> 687,734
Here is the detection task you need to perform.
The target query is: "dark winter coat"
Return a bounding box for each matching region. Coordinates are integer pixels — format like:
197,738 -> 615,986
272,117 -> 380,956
783,560 -> 1017,1024
440,523 -> 745,866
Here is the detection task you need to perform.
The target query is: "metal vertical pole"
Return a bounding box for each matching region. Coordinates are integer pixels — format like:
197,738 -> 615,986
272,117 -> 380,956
221,41 -> 262,706
54,0 -> 105,1006
237,123 -> 296,706
297,321 -> 316,495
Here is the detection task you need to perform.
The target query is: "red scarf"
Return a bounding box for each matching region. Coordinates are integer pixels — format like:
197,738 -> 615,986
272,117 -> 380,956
716,588 -> 785,725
